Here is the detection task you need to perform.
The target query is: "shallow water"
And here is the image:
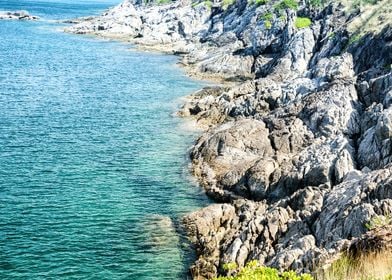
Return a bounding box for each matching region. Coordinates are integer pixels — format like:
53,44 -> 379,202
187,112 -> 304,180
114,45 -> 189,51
0,1 -> 209,279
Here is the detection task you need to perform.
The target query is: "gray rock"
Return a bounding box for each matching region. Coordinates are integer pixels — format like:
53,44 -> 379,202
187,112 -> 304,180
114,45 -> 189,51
66,1 -> 392,279
0,10 -> 39,20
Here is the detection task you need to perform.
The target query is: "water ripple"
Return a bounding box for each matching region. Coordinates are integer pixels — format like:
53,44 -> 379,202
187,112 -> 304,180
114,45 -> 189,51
0,1 -> 209,279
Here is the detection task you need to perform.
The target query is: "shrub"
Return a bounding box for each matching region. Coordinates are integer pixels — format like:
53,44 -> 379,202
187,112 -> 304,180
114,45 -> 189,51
295,17 -> 312,29
274,0 -> 298,11
214,260 -> 314,280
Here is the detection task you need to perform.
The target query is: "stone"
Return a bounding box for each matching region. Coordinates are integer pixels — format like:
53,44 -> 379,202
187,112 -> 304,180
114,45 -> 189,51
0,10 -> 39,20
67,1 -> 392,278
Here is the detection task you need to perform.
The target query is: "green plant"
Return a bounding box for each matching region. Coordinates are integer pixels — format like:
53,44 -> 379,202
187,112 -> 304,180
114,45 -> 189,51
203,0 -> 213,9
214,260 -> 314,280
156,0 -> 171,4
325,255 -> 355,280
348,33 -> 362,45
320,250 -> 392,280
343,33 -> 362,52
222,0 -> 236,10
294,17 -> 312,29
265,20 -> 272,29
274,0 -> 298,11
328,32 -> 335,39
259,12 -> 273,21
254,0 -> 269,5
365,214 -> 392,230
222,262 -> 238,271
309,0 -> 323,6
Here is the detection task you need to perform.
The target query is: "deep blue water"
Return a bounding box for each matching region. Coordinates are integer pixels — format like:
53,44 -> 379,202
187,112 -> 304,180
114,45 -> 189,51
0,1 -> 209,279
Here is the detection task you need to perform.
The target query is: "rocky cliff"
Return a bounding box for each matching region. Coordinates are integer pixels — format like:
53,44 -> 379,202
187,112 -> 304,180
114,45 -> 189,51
67,0 -> 392,278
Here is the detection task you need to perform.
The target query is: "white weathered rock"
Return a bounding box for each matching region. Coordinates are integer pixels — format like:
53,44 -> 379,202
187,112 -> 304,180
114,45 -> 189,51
0,10 -> 39,20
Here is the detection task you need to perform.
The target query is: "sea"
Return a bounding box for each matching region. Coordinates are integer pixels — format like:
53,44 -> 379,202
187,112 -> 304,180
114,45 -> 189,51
0,1 -> 209,279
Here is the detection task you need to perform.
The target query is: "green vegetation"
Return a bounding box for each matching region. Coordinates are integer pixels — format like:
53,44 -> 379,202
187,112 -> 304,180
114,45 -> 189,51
347,33 -> 362,47
365,214 -> 392,230
328,32 -> 335,39
192,1 -> 199,7
204,0 -> 213,9
222,0 -> 236,10
274,0 -> 298,11
214,260 -> 314,280
259,12 -> 273,21
259,12 -> 274,28
156,0 -> 172,4
320,251 -> 392,280
222,262 -> 238,271
294,17 -> 312,29
256,0 -> 269,5
265,20 -> 272,29
249,0 -> 269,6
309,0 -> 323,6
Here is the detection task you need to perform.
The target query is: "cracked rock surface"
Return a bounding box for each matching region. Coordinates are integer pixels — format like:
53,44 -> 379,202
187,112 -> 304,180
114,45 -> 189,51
67,0 -> 392,278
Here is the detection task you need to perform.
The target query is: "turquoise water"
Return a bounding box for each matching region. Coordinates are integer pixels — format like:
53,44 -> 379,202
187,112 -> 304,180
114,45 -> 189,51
0,1 -> 209,279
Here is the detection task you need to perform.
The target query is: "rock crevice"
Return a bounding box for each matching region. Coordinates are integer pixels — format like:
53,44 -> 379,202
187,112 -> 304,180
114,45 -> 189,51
66,0 -> 392,278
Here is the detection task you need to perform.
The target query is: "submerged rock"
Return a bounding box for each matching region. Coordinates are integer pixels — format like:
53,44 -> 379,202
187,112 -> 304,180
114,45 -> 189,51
140,214 -> 180,250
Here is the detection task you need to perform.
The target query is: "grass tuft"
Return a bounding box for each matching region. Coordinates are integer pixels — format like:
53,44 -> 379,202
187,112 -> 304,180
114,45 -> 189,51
319,251 -> 392,280
365,214 -> 392,230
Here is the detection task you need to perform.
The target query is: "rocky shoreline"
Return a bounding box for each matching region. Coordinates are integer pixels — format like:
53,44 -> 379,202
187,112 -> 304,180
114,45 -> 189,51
65,0 -> 392,279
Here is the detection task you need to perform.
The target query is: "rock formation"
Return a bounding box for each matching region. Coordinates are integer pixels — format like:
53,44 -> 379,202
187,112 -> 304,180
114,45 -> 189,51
0,11 -> 39,20
66,0 -> 392,278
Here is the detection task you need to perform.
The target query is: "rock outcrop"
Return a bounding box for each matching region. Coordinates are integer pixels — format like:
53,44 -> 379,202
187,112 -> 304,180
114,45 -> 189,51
66,0 -> 392,279
0,11 -> 39,20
